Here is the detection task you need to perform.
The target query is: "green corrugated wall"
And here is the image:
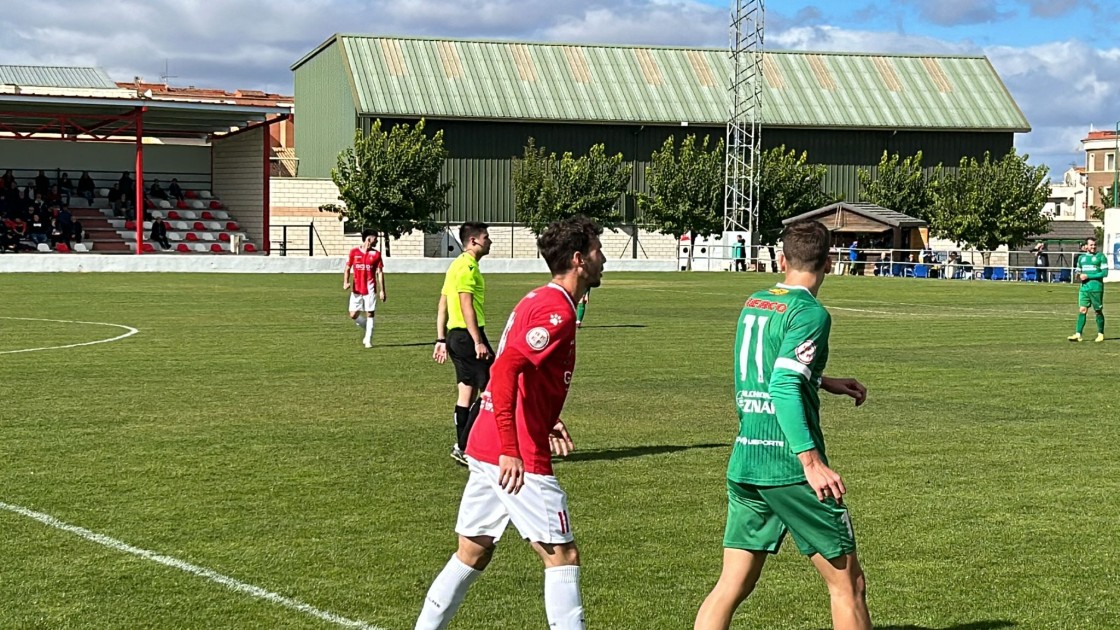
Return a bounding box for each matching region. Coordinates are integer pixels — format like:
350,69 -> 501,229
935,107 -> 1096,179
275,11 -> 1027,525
294,42 -> 359,178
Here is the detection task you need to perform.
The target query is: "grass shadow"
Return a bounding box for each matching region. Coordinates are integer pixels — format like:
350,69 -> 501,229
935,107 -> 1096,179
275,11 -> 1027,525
377,341 -> 435,348
579,324 -> 647,329
561,443 -> 724,463
828,618 -> 1021,623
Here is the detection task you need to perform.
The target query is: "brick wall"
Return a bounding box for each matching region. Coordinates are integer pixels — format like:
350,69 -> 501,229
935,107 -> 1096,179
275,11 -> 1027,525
268,176 -> 679,259
213,128 -> 265,248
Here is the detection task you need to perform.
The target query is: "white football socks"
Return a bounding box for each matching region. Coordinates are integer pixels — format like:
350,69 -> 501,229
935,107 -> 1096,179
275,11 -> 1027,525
415,554 -> 481,630
363,316 -> 375,345
544,565 -> 585,629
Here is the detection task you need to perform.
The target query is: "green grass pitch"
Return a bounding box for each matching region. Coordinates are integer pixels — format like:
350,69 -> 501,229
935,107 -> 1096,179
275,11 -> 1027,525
1,272 -> 1117,629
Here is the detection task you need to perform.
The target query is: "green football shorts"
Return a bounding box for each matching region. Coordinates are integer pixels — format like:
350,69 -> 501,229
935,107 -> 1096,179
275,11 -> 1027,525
1078,288 -> 1104,310
723,480 -> 856,560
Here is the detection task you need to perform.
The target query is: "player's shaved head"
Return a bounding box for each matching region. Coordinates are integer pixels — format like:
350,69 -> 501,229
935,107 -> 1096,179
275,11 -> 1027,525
538,215 -> 603,275
781,220 -> 831,272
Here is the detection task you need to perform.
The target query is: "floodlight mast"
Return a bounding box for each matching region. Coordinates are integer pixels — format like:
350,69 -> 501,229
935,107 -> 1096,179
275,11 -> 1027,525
724,0 -> 764,245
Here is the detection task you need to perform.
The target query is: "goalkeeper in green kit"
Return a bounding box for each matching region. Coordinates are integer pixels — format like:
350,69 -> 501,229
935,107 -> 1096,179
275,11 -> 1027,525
695,220 -> 871,630
1068,237 -> 1107,343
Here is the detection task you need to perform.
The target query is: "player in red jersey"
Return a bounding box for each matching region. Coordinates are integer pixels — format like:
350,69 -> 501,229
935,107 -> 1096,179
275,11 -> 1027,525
415,216 -> 605,630
343,229 -> 386,348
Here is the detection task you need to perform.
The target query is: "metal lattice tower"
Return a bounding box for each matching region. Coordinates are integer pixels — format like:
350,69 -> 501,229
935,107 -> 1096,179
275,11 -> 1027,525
724,0 -> 764,238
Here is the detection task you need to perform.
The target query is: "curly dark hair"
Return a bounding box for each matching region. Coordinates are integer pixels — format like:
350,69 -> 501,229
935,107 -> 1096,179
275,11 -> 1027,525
537,215 -> 603,274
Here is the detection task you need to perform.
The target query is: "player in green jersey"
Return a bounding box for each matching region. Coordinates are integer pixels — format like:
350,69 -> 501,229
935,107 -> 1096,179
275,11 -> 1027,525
695,220 -> 871,630
1068,237 -> 1107,343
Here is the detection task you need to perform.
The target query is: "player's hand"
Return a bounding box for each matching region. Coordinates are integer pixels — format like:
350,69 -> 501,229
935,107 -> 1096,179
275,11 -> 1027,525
549,420 -> 574,457
498,455 -> 525,494
1080,274 -> 1089,282
433,341 -> 448,364
475,342 -> 492,360
343,280 -> 351,291
802,459 -> 846,503
820,376 -> 867,407
379,290 -> 387,302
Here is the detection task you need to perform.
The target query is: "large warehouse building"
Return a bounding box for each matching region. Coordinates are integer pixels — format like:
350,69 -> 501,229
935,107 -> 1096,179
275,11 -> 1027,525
280,34 -> 1030,259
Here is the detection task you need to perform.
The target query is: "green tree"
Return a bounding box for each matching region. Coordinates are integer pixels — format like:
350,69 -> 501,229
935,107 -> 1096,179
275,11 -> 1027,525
320,120 -> 451,254
858,151 -> 939,220
638,134 -> 725,270
512,139 -> 631,235
928,149 -> 1050,265
1090,184 -> 1116,222
757,146 -> 838,268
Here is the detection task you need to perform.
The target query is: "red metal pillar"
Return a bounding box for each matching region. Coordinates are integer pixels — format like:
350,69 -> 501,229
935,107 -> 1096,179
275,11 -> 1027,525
262,124 -> 270,255
134,107 -> 146,254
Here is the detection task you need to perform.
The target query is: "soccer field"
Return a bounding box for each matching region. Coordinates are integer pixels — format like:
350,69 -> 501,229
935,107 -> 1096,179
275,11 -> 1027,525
1,271 -> 1117,629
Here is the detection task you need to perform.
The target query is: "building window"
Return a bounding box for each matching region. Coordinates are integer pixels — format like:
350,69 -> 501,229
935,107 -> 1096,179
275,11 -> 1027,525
1089,154 -> 1096,172
1107,153 -> 1117,173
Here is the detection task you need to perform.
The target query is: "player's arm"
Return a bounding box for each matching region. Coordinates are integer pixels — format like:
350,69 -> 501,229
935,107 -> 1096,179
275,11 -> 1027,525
1086,255 -> 1108,280
767,308 -> 844,501
491,346 -> 533,493
376,266 -> 386,301
343,256 -> 352,290
433,294 -> 448,363
459,292 -> 490,360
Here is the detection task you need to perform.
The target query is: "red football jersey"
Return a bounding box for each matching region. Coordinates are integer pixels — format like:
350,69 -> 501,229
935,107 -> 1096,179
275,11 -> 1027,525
467,283 -> 578,475
348,247 -> 383,295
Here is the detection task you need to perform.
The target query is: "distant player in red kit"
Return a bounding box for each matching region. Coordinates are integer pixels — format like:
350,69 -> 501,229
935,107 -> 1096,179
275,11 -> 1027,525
415,215 -> 606,630
344,229 -> 386,348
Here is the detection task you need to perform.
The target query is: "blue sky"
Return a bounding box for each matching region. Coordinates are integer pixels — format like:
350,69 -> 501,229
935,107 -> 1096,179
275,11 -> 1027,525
3,0 -> 1119,178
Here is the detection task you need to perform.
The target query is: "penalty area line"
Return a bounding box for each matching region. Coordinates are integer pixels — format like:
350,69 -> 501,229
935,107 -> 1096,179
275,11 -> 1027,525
0,501 -> 386,630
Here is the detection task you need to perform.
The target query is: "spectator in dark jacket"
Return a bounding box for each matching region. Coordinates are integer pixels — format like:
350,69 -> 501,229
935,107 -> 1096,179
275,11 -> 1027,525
107,184 -> 123,217
150,216 -> 171,249
28,213 -> 49,245
149,179 -> 168,200
34,170 -> 50,196
77,171 -> 96,206
168,178 -> 184,201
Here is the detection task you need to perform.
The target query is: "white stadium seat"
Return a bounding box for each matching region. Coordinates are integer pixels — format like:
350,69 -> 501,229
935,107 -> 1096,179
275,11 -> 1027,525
157,200 -> 171,208
74,243 -> 90,252
180,210 -> 197,220
37,243 -> 51,252
190,200 -> 205,209
205,221 -> 222,231
191,243 -> 207,252
199,190 -> 212,199
201,232 -> 216,241
169,232 -> 183,241
151,210 -> 164,219
98,188 -> 109,197
172,221 -> 190,230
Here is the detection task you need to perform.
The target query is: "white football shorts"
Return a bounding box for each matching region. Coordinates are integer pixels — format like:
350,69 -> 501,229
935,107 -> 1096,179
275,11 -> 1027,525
455,455 -> 573,544
348,291 -> 377,313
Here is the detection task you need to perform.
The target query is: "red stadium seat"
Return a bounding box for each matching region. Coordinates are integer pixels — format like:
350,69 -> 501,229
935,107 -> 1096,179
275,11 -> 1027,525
168,211 -> 181,220
244,243 -> 257,253
186,233 -> 198,241
125,220 -> 136,230
185,190 -> 198,199
141,243 -> 155,253
219,233 -> 230,242
193,221 -> 206,231
210,243 -> 223,253
143,197 -> 154,209
176,199 -> 189,209
226,222 -> 239,231
177,243 -> 190,252
201,211 -> 214,220
55,243 -> 70,253
209,200 -> 223,209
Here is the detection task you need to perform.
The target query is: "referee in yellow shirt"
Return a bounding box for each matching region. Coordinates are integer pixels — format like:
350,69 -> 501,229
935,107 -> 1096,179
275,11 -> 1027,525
433,222 -> 493,466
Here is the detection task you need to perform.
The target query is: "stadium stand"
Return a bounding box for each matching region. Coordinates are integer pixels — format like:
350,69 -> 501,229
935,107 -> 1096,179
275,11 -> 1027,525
0,169 -> 258,254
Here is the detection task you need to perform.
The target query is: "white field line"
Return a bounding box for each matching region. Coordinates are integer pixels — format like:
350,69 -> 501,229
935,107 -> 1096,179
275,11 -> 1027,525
0,317 -> 139,354
0,501 -> 385,630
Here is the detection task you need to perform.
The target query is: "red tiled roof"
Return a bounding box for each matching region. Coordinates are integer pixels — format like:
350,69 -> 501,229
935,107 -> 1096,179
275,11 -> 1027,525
1084,130 -> 1117,140
116,81 -> 291,107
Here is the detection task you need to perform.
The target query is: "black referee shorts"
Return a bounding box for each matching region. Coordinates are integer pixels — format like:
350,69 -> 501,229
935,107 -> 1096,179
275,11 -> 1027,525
447,328 -> 494,389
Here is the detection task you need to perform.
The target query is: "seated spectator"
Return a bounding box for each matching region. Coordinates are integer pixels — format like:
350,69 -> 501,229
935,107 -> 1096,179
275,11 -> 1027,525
1,169 -> 14,189
49,218 -> 69,249
70,219 -> 84,244
77,171 -> 96,206
150,216 -> 171,249
58,172 -> 74,194
57,206 -> 72,230
34,170 -> 50,196
168,178 -> 184,201
11,215 -> 27,240
107,184 -> 124,217
28,213 -> 49,245
874,251 -> 891,276
29,193 -> 45,218
0,220 -> 15,252
149,179 -> 168,200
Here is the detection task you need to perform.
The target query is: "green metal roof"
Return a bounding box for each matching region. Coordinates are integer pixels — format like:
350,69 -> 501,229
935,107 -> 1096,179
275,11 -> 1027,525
0,65 -> 117,89
293,35 -> 1030,132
